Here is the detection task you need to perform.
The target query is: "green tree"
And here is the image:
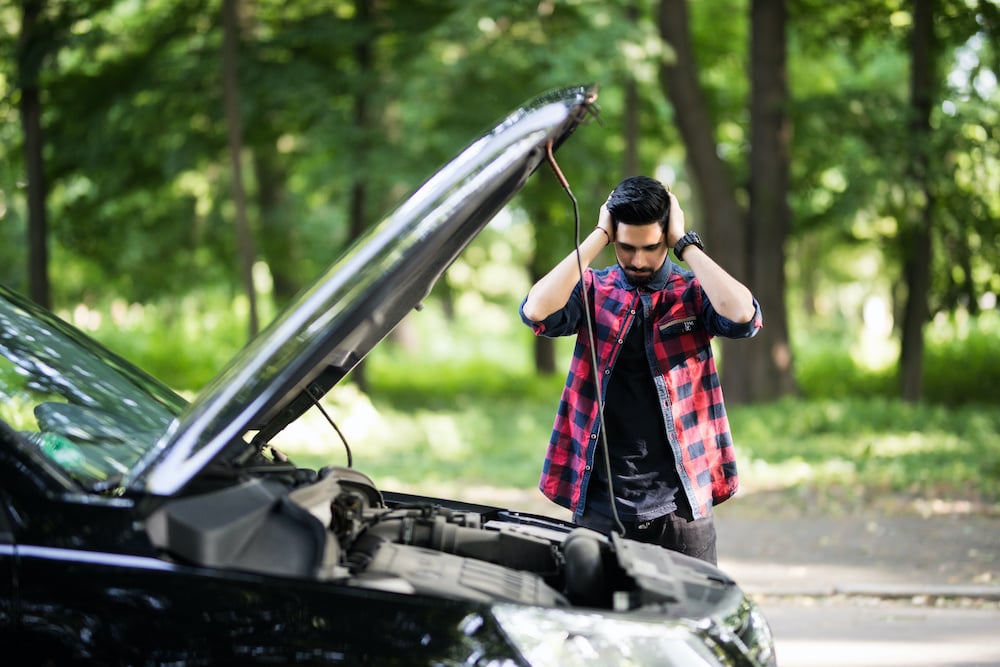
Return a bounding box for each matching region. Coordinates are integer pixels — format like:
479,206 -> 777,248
898,0 -> 999,401
657,0 -> 797,403
34,0 -> 239,304
10,0 -> 115,307
3,0 -> 996,404
789,0 -> 998,400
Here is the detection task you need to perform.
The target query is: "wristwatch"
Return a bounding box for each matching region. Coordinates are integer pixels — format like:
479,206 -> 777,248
673,231 -> 704,261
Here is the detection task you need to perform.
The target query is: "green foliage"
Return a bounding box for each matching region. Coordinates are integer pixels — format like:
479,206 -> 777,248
794,340 -> 897,401
795,310 -> 1000,406
77,289 -> 273,393
2,0 -> 998,408
923,311 -> 1000,405
367,357 -> 563,409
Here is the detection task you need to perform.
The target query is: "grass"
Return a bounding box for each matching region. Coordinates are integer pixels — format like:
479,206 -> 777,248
76,290 -> 1000,512
274,360 -> 1000,513
729,397 -> 1000,509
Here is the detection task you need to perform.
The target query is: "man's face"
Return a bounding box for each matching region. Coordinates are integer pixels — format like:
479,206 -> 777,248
613,222 -> 669,286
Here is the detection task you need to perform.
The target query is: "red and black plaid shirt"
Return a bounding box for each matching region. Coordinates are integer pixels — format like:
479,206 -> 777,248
521,260 -> 762,520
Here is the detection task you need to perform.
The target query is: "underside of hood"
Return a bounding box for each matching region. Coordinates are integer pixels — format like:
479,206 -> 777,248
130,84 -> 599,496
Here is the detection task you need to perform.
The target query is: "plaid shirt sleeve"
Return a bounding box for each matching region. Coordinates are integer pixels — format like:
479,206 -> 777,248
701,289 -> 763,340
519,272 -> 609,515
518,284 -> 585,338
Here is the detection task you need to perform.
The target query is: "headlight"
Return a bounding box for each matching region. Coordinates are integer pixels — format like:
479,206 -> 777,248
492,604 -> 731,667
720,596 -> 777,667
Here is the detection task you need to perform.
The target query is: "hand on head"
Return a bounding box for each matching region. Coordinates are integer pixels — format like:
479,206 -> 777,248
665,192 -> 687,247
598,194 -> 615,242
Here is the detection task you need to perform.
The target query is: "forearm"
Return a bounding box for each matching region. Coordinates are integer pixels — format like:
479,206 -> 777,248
665,192 -> 756,323
522,227 -> 609,322
680,247 -> 757,323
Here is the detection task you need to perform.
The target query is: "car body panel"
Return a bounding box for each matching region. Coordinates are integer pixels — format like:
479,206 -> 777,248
5,543 -> 520,664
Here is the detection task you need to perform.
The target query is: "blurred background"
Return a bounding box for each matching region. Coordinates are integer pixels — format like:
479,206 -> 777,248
1,0 -> 997,511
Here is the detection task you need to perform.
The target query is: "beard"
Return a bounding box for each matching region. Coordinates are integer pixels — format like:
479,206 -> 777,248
621,265 -> 655,286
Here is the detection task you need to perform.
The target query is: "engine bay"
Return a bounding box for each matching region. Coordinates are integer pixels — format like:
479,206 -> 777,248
146,465 -> 735,615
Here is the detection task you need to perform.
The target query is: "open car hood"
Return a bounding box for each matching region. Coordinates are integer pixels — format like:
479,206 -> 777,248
128,85 -> 598,496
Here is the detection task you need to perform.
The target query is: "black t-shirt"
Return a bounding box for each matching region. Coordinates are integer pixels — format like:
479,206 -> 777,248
586,304 -> 680,522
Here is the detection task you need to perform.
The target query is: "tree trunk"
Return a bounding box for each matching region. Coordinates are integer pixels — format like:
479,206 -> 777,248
899,0 -> 936,402
748,0 -> 797,399
623,1 -> 641,177
19,0 -> 50,308
222,0 -> 260,337
347,0 -> 376,393
527,242 -> 557,376
526,263 -> 560,371
533,323 -> 557,375
657,0 -> 744,256
253,146 -> 301,307
657,0 -> 754,403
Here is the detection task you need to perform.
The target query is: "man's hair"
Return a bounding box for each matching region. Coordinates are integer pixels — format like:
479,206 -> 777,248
607,176 -> 670,231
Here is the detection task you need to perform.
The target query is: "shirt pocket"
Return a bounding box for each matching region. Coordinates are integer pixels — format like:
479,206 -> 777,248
655,315 -> 711,369
658,316 -> 699,337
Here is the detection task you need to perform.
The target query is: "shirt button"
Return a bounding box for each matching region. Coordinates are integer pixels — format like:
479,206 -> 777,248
617,338 -> 624,344
585,465 -> 592,470
590,433 -> 597,439
604,369 -> 611,375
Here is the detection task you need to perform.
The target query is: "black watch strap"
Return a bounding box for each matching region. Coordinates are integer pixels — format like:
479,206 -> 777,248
673,231 -> 704,261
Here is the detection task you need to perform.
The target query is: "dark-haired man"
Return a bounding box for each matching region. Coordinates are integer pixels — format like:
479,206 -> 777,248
520,176 -> 762,564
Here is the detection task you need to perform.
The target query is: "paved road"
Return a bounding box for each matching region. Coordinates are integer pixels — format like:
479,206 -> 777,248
714,508 -> 1000,667
760,597 -> 1000,667
714,511 -> 1000,596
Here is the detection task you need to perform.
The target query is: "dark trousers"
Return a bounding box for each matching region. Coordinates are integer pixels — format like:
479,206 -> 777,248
576,508 -> 718,565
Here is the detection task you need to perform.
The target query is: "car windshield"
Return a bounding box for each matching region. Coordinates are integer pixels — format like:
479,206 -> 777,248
0,286 -> 184,488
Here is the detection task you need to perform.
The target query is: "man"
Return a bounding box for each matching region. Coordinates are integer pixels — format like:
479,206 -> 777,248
520,176 -> 762,564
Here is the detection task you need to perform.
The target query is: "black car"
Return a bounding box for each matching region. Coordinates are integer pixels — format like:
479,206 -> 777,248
0,85 -> 776,666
